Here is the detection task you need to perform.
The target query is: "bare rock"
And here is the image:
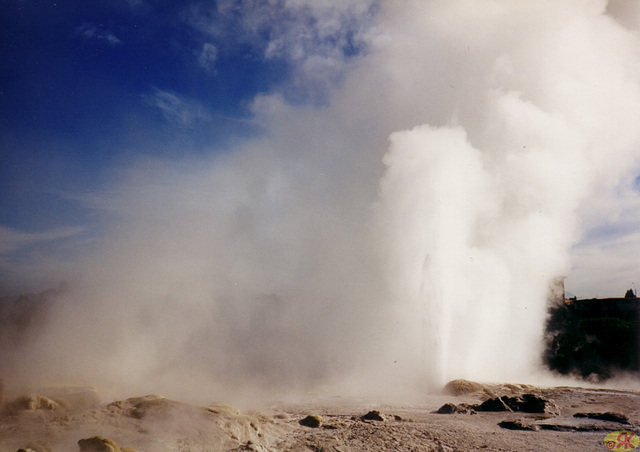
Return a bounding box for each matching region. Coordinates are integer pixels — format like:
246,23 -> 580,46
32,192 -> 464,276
518,394 -> 560,414
443,379 -> 488,396
299,414 -> 323,428
206,402 -> 240,416
15,442 -> 50,452
573,412 -> 629,424
477,396 -> 513,412
475,394 -> 559,414
436,403 -> 459,414
538,422 -> 608,432
361,410 -> 385,421
498,419 -> 539,431
7,395 -> 58,412
108,394 -> 167,419
41,386 -> 101,410
435,403 -> 475,414
77,436 -> 120,452
443,380 -> 539,398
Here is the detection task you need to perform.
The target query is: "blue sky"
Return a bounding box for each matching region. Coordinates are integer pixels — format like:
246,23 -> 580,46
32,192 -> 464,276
0,0 -> 375,289
1,0 -> 291,231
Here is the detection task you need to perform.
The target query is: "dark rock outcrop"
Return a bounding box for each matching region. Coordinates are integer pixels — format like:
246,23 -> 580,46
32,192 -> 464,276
498,419 -> 539,431
436,393 -> 558,416
477,394 -> 559,414
573,412 -> 629,424
435,403 -> 475,414
299,414 -> 323,428
361,410 -> 385,421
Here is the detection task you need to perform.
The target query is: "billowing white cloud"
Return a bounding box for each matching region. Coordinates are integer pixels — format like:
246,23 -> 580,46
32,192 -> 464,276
606,0 -> 640,31
186,0 -> 377,101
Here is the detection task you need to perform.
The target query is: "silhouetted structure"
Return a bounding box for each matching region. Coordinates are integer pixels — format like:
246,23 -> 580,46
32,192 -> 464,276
544,286 -> 640,380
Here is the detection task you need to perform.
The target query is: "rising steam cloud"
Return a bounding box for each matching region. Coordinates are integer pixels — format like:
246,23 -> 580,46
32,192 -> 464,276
3,1 -> 640,402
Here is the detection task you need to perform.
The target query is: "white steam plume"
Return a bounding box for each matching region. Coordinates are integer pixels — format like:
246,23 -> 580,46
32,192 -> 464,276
371,0 -> 640,385
2,0 -> 640,401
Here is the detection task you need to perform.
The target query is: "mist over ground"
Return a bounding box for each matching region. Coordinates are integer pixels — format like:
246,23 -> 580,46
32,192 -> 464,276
2,1 -> 640,404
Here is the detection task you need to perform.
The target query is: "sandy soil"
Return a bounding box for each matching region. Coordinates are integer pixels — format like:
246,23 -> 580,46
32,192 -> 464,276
1,381 -> 638,451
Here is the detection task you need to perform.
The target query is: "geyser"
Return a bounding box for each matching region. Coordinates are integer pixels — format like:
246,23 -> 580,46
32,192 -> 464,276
2,0 -> 640,401
369,0 -> 640,387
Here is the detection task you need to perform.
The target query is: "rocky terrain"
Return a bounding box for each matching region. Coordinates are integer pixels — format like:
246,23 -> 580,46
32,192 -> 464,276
0,379 -> 638,451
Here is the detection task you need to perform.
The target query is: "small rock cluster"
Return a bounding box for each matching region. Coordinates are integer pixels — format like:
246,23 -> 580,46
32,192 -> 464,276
298,409 -> 403,430
436,393 -> 559,415
436,387 -> 631,434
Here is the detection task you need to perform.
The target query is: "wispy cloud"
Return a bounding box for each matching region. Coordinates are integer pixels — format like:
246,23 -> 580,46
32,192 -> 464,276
75,22 -> 122,45
125,0 -> 143,8
142,88 -> 211,127
0,225 -> 86,255
197,42 -> 218,74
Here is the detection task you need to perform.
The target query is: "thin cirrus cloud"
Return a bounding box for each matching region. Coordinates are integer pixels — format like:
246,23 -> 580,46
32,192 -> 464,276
197,43 -> 218,73
0,225 -> 87,295
0,225 -> 86,255
75,22 -> 122,45
142,88 -> 212,128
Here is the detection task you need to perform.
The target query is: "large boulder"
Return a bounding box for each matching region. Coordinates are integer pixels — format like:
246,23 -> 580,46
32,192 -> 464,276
77,436 -> 120,452
77,436 -> 139,452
